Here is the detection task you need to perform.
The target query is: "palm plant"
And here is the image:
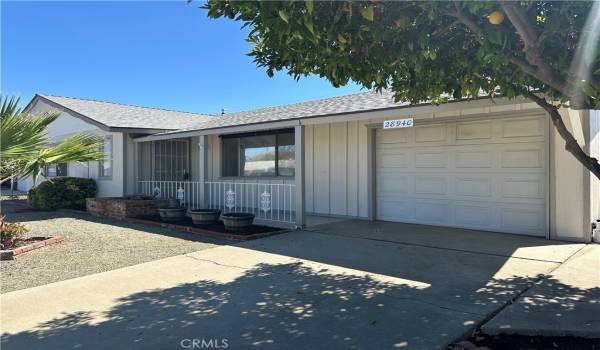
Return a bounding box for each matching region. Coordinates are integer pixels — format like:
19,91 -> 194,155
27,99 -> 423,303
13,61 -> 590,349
0,95 -> 105,185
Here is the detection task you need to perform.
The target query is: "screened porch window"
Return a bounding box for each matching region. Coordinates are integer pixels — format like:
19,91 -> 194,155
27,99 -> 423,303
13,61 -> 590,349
221,130 -> 295,177
152,139 -> 190,181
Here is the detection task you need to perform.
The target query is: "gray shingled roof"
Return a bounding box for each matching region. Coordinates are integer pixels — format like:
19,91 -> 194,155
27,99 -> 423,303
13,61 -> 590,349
158,90 -> 407,135
37,94 -> 214,130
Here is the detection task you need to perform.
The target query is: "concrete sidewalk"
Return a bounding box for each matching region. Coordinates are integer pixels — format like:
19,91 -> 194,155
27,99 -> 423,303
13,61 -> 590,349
482,244 -> 600,338
0,227 -> 591,350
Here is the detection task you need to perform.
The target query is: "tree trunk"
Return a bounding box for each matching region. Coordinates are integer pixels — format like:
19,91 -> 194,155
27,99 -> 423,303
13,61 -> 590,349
527,92 -> 600,180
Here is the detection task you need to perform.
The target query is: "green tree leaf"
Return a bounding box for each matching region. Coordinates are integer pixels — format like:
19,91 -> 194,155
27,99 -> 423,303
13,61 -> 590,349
361,6 -> 374,21
305,0 -> 313,15
278,10 -> 289,23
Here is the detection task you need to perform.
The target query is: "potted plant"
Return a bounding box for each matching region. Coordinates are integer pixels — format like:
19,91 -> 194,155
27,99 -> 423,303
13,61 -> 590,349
158,199 -> 187,222
220,212 -> 255,231
188,208 -> 221,225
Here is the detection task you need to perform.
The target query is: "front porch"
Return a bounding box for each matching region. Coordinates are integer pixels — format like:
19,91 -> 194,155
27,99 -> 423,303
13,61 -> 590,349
133,126 -> 307,228
137,180 -> 298,227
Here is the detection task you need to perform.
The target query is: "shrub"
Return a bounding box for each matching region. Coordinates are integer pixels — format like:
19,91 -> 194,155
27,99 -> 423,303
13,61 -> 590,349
0,215 -> 29,249
28,177 -> 97,210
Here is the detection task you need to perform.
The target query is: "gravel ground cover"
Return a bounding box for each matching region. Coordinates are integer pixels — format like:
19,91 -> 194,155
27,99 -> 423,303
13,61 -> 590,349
1,201 -> 225,293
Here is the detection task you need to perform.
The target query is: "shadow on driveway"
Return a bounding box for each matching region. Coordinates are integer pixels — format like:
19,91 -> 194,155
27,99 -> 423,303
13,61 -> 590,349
1,215 -> 595,349
1,258 -> 597,350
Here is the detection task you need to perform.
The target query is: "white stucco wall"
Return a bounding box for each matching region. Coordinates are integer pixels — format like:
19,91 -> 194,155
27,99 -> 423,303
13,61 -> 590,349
17,100 -> 126,198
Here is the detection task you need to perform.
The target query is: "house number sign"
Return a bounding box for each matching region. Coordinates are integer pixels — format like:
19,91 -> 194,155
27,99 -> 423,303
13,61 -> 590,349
383,118 -> 413,129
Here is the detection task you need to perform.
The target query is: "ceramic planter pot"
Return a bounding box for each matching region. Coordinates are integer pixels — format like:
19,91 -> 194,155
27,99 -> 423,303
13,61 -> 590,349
220,212 -> 255,231
158,207 -> 187,222
189,209 -> 221,225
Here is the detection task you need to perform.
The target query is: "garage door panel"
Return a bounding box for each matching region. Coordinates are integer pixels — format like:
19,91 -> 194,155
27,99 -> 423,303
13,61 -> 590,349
455,177 -> 492,197
378,174 -> 410,195
456,121 -> 493,141
415,125 -> 447,143
501,147 -> 544,168
378,151 -> 408,168
378,200 -> 414,221
415,177 -> 447,195
454,204 -> 493,227
499,205 -> 545,233
455,149 -> 493,168
378,128 -> 409,144
502,176 -> 545,199
502,117 -> 545,138
415,151 -> 447,168
376,114 -> 548,236
414,201 -> 449,223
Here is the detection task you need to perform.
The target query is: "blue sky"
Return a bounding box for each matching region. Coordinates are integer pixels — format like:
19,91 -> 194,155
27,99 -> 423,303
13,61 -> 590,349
1,1 -> 362,115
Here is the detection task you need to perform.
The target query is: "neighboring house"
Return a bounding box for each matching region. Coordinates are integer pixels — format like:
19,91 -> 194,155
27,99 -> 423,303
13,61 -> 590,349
23,92 -> 600,242
19,95 -> 214,196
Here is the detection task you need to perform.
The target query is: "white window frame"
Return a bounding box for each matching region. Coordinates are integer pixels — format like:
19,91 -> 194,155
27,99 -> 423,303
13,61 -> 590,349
45,163 -> 68,178
99,135 -> 113,180
220,130 -> 295,178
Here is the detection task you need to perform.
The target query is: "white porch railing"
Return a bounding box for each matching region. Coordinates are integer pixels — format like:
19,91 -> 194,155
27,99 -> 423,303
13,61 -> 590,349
138,180 -> 296,224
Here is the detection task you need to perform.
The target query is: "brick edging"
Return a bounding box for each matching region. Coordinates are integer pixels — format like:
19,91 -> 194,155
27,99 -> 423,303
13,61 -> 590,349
59,209 -> 290,241
127,217 -> 290,241
1,235 -> 66,260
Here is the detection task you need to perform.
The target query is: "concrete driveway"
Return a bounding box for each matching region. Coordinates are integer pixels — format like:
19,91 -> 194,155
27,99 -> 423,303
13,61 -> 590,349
0,220 -> 587,350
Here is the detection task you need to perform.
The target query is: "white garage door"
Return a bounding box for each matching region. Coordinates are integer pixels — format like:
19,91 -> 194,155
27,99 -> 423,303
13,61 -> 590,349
376,114 -> 548,236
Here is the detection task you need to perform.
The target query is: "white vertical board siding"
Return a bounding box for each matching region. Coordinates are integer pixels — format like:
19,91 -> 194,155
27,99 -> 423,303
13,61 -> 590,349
305,125 -> 315,213
358,121 -> 370,217
330,123 -> 347,215
304,121 -> 370,218
208,135 -> 220,180
346,121 -> 359,216
190,136 -> 200,181
313,124 -> 331,214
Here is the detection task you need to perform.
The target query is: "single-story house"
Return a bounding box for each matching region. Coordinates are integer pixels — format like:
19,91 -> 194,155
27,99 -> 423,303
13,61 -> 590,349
22,92 -> 600,242
20,94 -> 213,196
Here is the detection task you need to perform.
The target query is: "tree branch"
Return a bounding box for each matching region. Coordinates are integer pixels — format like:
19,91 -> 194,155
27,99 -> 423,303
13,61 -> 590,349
500,2 -> 573,95
500,2 -> 540,52
448,2 -> 485,45
447,2 -> 574,96
527,91 -> 600,180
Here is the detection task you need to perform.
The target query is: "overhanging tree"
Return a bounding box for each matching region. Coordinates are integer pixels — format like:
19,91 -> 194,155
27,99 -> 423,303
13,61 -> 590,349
202,0 -> 600,179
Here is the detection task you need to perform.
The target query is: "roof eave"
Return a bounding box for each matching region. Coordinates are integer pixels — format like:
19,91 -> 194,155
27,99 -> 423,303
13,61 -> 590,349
30,95 -> 112,131
133,95 -> 531,143
26,95 -> 182,134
